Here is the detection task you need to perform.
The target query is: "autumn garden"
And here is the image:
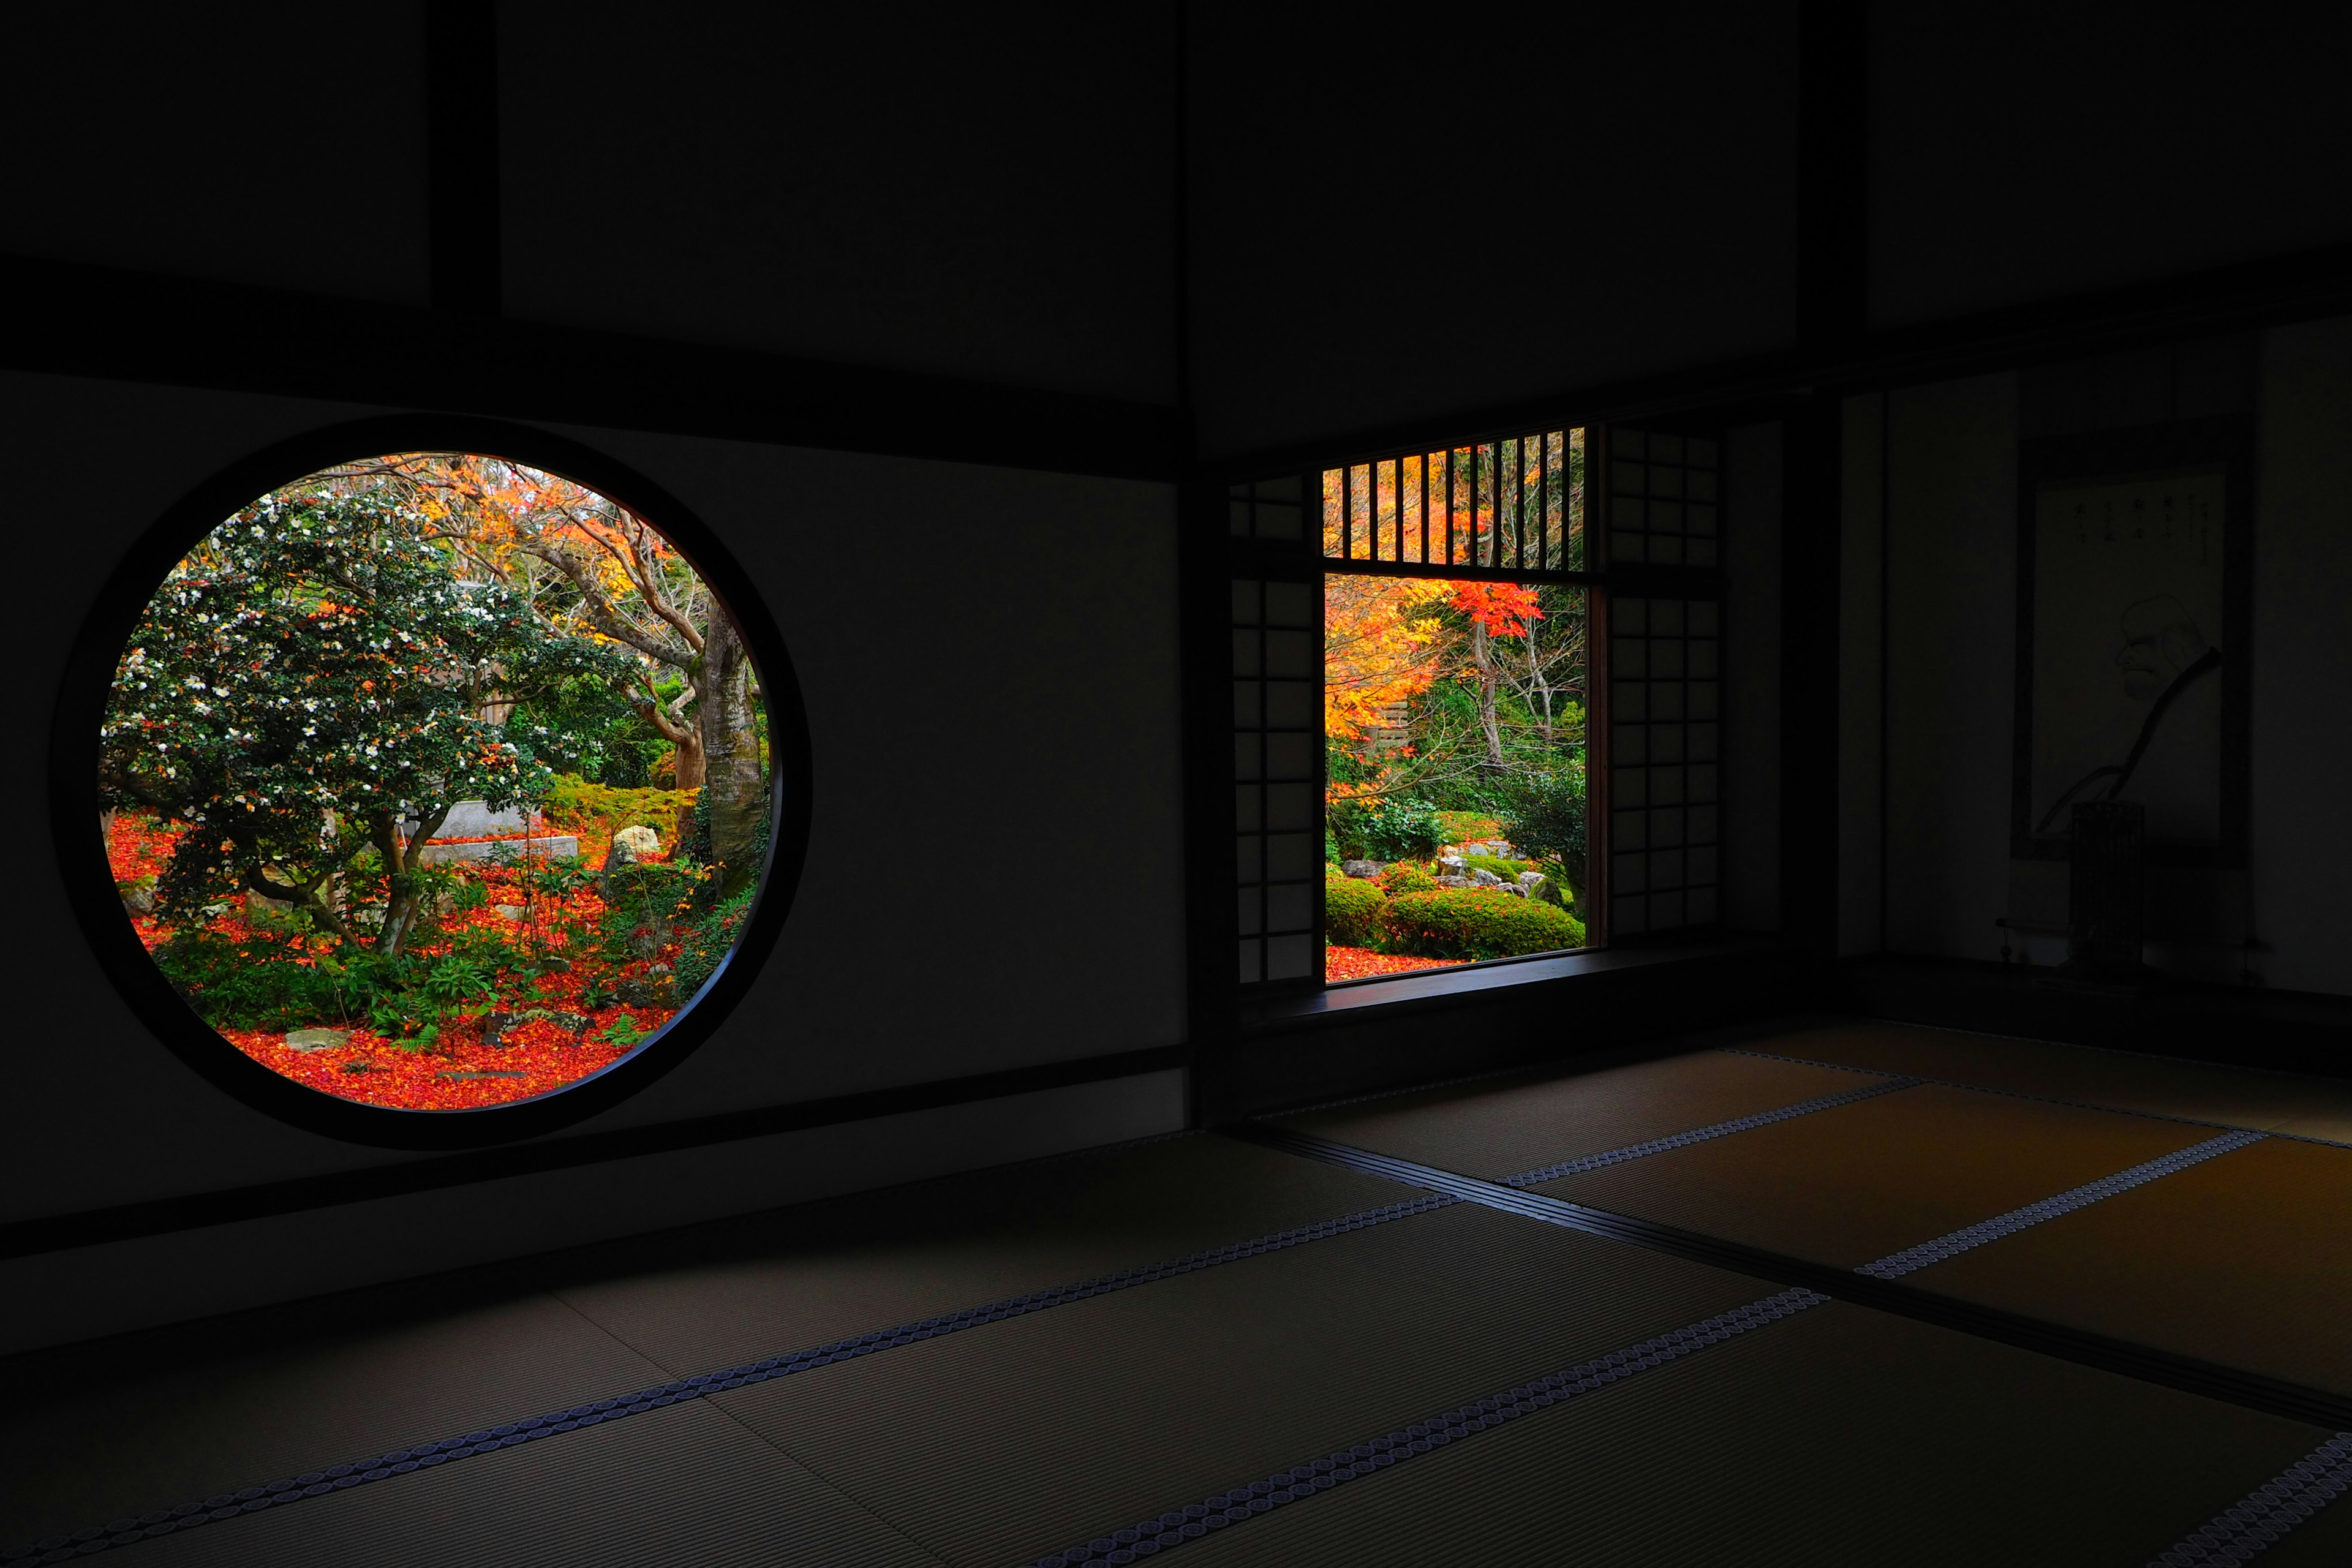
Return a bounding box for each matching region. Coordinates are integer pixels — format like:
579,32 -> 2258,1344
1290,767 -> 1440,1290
1322,474 -> 1589,981
100,454 -> 771,1110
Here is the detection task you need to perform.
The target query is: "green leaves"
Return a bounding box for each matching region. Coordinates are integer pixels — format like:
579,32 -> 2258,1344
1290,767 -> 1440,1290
101,483 -> 634,948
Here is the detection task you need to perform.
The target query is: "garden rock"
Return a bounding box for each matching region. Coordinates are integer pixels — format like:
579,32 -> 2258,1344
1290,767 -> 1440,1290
435,799 -> 533,838
1518,870 -> 1545,890
1524,875 -> 1566,908
119,886 -> 156,916
612,824 -> 661,858
494,903 -> 529,922
1436,875 -> 1474,889
1341,859 -> 1386,880
1437,855 -> 1468,873
599,840 -> 638,899
284,1028 -> 349,1053
1469,867 -> 1505,888
617,966 -> 677,1008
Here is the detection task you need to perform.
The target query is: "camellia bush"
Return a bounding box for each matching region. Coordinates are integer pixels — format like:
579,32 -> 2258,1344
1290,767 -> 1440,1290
101,486 -> 632,955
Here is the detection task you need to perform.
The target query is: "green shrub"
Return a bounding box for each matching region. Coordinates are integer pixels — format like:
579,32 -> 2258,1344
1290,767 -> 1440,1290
1329,794 -> 1445,862
1379,888 -> 1586,961
1322,875 -> 1385,947
1461,853 -> 1532,882
673,888 -> 756,995
153,931 -> 354,1029
602,859 -> 701,921
1495,761 -> 1586,896
541,775 -> 697,848
1374,862 -> 1439,896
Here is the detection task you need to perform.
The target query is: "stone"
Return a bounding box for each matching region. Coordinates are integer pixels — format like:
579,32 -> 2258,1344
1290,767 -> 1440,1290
284,1028 -> 349,1053
617,966 -> 678,1008
612,824 -> 661,858
537,956 -> 573,974
1437,855 -> 1468,873
1469,867 -> 1504,888
432,799 -> 535,839
480,1011 -> 517,1046
1340,859 -> 1384,880
1435,875 -> 1474,889
437,1069 -> 528,1081
413,835 -> 578,867
493,904 -> 529,922
1518,870 -> 1545,889
1525,875 -> 1566,908
119,885 -> 156,916
598,840 -> 639,900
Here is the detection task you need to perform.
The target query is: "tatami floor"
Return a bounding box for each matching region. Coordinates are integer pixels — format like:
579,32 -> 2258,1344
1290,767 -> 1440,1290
10,1019 -> 2352,1566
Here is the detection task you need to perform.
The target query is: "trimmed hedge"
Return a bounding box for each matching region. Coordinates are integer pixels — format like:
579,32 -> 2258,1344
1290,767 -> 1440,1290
1379,888 -> 1586,961
1323,874 -> 1385,947
1374,862 -> 1439,896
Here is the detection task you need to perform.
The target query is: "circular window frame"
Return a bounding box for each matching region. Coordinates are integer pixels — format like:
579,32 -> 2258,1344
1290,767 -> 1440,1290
53,415 -> 813,1150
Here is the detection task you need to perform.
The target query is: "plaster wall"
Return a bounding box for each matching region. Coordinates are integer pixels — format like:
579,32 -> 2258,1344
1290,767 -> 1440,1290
0,371 -> 1186,1340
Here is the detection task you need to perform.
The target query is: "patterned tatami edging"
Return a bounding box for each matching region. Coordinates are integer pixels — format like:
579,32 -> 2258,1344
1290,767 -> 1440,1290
0,1194 -> 1460,1566
1501,1077 -> 1923,1186
2147,1432 -> 2352,1566
1857,1130 -> 2268,1278
1722,1045 -> 2352,1151
1020,1287 -> 1829,1567
1239,1123 -> 2352,1431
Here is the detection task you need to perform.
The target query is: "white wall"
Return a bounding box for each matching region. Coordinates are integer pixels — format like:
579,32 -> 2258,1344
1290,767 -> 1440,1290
1870,6 -> 2352,327
1879,375 -> 2019,962
1848,323 -> 2352,994
500,5 -> 1178,404
1725,421 -> 1784,933
1836,394 -> 1887,957
1187,1 -> 1799,458
0,371 -> 1187,1336
2250,317 -> 2352,994
0,6 -> 430,304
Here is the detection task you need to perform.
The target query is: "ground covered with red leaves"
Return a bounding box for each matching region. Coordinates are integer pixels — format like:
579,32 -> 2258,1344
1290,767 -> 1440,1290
1325,944 -> 1464,982
109,813 -> 686,1110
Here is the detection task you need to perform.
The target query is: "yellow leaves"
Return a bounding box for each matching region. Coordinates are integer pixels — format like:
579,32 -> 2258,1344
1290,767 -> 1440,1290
1324,575 -> 1450,739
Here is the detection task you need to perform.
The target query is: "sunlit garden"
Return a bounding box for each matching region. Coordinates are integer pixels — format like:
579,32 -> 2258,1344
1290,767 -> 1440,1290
1322,462 -> 1589,981
100,453 -> 771,1109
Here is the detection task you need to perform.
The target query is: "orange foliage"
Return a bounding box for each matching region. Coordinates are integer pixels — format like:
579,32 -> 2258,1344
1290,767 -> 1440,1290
1448,581 -> 1544,640
1323,575 -> 1448,739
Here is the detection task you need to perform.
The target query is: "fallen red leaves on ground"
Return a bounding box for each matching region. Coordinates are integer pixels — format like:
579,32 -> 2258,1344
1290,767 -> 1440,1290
1324,944 -> 1465,982
110,813 -> 686,1110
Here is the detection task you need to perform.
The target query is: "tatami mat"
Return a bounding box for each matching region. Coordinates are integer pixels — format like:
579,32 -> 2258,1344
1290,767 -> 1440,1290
1277,1049 -> 1882,1180
1532,1080 -> 2215,1268
556,1132 -> 1406,1377
109,1400 -> 941,1568
1,1134 -> 1398,1552
1912,1133 -> 2352,1395
1757,1020 -> 2352,1140
1169,1301 -> 2324,1567
714,1201 -> 1767,1568
0,1292 -> 668,1550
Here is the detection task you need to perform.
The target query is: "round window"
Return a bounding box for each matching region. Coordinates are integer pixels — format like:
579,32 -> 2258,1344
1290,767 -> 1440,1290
72,426 -> 803,1144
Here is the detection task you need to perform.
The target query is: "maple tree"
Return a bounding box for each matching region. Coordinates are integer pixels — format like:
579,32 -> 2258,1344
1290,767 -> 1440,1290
308,454 -> 770,898
100,484 -> 631,955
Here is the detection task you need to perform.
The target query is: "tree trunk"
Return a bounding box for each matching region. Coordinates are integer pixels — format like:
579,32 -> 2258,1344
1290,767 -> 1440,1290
1471,624 -> 1506,771
697,617 -> 764,899
373,802 -> 451,957
671,728 -> 706,791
